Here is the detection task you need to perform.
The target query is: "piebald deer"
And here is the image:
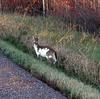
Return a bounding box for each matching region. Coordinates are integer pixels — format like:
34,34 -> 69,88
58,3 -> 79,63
32,36 -> 57,64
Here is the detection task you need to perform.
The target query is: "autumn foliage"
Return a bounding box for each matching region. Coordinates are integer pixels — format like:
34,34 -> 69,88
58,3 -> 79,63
46,0 -> 100,35
0,0 -> 42,14
0,0 -> 100,35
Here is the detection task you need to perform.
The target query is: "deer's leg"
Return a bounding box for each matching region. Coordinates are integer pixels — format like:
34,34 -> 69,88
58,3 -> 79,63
46,57 -> 53,64
39,56 -> 43,61
45,56 -> 50,63
53,57 -> 57,64
48,59 -> 52,64
37,54 -> 39,58
36,54 -> 40,59
53,60 -> 57,64
37,54 -> 43,61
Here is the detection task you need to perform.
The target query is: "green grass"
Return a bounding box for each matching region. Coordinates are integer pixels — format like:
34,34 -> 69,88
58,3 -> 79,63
0,40 -> 100,99
3,36 -> 29,53
16,15 -> 99,62
67,40 -> 100,61
0,13 -> 100,89
0,13 -> 99,61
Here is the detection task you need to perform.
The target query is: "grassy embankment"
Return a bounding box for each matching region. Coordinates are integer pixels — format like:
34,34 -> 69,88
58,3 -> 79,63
0,13 -> 100,89
0,40 -> 100,99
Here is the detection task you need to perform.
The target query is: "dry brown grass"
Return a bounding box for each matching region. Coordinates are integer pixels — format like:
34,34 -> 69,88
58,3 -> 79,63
0,13 -> 100,89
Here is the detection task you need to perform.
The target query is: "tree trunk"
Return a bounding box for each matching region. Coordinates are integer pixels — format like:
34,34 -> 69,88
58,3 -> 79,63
42,0 -> 45,15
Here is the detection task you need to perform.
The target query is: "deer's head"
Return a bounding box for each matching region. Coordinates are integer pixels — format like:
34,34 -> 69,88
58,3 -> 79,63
32,36 -> 38,44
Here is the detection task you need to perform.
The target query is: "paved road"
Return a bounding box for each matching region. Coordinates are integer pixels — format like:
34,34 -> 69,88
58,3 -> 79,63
0,54 -> 67,99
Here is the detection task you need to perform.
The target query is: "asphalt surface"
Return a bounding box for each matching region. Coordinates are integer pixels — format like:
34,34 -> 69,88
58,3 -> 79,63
0,54 -> 67,99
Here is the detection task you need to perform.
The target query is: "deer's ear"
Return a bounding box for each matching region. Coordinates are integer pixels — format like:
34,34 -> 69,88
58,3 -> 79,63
32,35 -> 39,40
32,36 -> 35,40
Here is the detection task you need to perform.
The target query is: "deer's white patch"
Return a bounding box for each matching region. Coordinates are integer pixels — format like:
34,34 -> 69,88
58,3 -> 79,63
33,44 -> 40,57
38,48 -> 49,57
34,44 -> 49,57
48,55 -> 52,58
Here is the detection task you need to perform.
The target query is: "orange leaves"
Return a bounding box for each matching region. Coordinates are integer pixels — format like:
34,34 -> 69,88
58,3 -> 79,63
53,0 -> 76,12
